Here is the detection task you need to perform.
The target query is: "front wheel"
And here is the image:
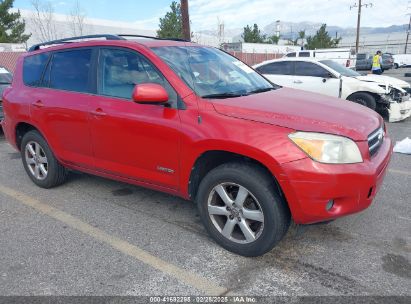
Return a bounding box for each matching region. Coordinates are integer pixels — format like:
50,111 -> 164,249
196,162 -> 291,257
347,92 -> 377,111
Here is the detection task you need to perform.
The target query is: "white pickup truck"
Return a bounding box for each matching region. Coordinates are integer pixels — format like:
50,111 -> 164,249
393,54 -> 411,69
254,58 -> 411,122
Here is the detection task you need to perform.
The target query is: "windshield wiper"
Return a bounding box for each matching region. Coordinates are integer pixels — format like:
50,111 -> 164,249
201,92 -> 246,99
247,87 -> 275,95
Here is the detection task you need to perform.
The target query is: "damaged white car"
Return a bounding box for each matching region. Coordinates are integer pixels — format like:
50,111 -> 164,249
253,58 -> 411,122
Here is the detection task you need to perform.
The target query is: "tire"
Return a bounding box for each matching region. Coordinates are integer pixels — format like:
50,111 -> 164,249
394,63 -> 399,69
21,130 -> 67,188
196,162 -> 291,257
347,92 -> 377,111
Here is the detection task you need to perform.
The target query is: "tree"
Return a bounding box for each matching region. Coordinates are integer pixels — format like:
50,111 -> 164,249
31,0 -> 59,42
296,30 -> 305,47
0,0 -> 31,43
157,1 -> 182,39
305,24 -> 341,49
242,24 -> 266,43
267,35 -> 280,45
68,0 -> 85,36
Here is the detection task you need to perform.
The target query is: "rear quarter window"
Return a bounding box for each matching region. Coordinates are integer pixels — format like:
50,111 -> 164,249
23,53 -> 50,86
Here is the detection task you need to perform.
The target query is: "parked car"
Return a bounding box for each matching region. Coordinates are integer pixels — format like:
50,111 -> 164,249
284,48 -> 356,69
253,58 -> 411,122
355,53 -> 394,71
392,53 -> 411,69
0,66 -> 12,122
1,34 -> 392,257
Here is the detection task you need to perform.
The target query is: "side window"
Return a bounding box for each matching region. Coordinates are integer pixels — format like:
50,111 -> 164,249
23,53 -> 50,86
49,49 -> 92,93
299,52 -> 310,57
256,61 -> 294,75
295,62 -> 329,78
357,54 -> 366,60
286,52 -> 296,57
98,48 -> 178,106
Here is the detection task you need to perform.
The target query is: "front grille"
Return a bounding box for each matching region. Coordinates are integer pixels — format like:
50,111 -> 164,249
368,126 -> 384,157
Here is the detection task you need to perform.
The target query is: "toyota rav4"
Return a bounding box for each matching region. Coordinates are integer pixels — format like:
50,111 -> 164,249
1,35 -> 392,256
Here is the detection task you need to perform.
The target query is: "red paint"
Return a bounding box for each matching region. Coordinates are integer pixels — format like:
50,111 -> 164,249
132,83 -> 169,104
0,39 -> 392,224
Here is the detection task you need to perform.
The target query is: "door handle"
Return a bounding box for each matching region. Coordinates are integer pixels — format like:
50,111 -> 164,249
32,100 -> 44,108
293,80 -> 303,84
90,108 -> 107,117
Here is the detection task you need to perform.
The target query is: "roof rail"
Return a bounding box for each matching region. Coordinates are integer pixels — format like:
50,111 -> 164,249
28,34 -> 126,52
117,34 -> 190,42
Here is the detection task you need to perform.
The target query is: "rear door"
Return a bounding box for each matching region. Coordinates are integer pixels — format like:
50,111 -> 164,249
255,61 -> 295,88
293,61 -> 340,97
29,48 -> 95,169
89,47 -> 182,189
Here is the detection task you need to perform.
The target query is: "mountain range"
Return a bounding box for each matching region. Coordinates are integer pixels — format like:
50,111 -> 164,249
198,21 -> 408,41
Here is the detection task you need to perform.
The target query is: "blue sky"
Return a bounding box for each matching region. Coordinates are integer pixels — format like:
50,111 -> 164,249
14,0 -> 171,23
12,0 -> 409,30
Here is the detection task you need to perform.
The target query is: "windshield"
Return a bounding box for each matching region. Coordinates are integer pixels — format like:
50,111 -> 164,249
151,46 -> 275,98
319,60 -> 360,77
0,69 -> 12,84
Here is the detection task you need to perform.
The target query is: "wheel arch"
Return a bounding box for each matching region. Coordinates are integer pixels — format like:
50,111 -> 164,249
188,150 -> 286,204
346,91 -> 382,104
15,121 -> 43,150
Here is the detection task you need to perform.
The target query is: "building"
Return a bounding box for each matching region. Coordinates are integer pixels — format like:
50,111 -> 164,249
221,42 -> 300,54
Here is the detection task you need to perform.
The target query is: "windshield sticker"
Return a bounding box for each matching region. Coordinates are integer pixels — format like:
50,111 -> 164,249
232,61 -> 255,74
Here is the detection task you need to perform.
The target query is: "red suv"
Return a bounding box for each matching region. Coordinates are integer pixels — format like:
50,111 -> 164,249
1,35 -> 392,256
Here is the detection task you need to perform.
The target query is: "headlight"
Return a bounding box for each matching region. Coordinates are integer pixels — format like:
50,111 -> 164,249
289,132 -> 363,164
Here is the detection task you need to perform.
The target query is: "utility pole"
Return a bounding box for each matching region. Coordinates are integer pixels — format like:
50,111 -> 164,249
405,2 -> 411,53
406,16 -> 411,53
350,1 -> 373,54
181,0 -> 191,41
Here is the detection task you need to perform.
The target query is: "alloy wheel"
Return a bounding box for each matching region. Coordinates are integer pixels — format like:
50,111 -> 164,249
207,182 -> 264,244
25,141 -> 48,180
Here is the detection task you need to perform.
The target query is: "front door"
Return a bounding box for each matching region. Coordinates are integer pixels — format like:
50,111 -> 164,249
293,61 -> 340,97
89,47 -> 182,189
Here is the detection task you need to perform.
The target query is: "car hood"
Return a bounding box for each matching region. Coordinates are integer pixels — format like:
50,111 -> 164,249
354,74 -> 410,89
211,87 -> 382,141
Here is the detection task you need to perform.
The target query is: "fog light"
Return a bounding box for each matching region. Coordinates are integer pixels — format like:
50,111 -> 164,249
326,199 -> 334,211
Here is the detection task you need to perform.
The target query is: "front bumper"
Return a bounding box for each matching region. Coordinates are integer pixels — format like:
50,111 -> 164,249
389,100 -> 411,122
277,137 -> 392,224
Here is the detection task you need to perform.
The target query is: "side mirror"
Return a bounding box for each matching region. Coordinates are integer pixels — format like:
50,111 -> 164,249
132,83 -> 169,104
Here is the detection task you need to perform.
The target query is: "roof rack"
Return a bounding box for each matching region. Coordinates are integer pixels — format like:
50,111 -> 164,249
117,34 -> 190,42
28,34 -> 126,52
28,34 -> 191,52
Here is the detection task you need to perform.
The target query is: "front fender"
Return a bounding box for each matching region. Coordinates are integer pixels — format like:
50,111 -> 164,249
178,110 -> 307,199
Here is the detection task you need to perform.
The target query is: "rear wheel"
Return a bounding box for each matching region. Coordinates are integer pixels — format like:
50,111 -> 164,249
21,130 -> 67,188
394,63 -> 399,69
196,162 -> 291,257
347,92 -> 376,111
